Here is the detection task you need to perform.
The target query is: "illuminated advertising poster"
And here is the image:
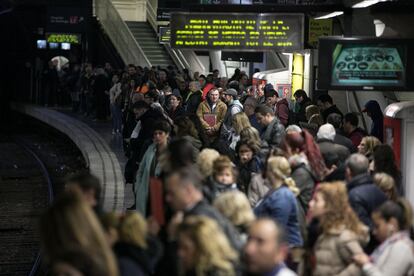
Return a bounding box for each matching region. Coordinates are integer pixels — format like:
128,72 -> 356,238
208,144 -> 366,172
170,12 -> 304,50
331,45 -> 405,87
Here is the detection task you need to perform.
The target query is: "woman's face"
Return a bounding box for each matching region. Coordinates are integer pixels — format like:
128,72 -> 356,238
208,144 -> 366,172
178,234 -> 196,271
153,130 -> 168,146
169,95 -> 180,109
358,139 -> 367,155
372,212 -> 390,243
239,144 -> 253,164
309,192 -> 327,218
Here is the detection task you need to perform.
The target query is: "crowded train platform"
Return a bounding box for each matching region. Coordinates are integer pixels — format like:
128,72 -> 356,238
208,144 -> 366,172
1,0 -> 414,275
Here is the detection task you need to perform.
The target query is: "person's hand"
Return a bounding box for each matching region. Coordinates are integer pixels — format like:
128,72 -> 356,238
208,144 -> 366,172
167,212 -> 184,241
353,253 -> 371,267
147,217 -> 160,236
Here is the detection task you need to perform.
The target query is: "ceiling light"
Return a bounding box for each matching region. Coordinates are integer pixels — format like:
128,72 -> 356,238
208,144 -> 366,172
314,11 -> 344,20
352,0 -> 388,8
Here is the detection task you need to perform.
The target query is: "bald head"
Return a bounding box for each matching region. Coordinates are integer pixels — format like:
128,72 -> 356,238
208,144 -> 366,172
244,218 -> 286,274
346,153 -> 369,177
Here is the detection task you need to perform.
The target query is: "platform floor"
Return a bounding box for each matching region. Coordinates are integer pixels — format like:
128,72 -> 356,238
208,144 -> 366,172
57,108 -> 134,210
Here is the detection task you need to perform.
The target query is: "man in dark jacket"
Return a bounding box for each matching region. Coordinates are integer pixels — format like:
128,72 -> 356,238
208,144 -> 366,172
327,113 -> 356,153
317,94 -> 343,122
264,89 -> 289,127
343,112 -> 367,148
345,154 -> 387,229
165,166 -> 242,250
184,81 -> 202,115
220,88 -> 243,140
255,105 -> 285,148
317,123 -> 350,163
362,100 -> 384,142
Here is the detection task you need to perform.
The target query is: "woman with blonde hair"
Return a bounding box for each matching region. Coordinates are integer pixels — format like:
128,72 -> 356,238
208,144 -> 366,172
254,156 -> 303,247
358,136 -> 381,161
177,216 -> 239,276
40,190 -> 118,276
213,191 -> 255,242
113,211 -> 162,275
196,148 -> 220,179
373,172 -> 398,201
309,182 -> 368,276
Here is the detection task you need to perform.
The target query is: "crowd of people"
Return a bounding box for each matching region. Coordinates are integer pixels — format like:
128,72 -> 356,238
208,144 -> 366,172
39,63 -> 414,276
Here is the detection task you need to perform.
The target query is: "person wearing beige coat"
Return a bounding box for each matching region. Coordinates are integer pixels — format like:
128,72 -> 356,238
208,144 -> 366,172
196,88 -> 227,143
313,227 -> 366,276
309,182 -> 369,276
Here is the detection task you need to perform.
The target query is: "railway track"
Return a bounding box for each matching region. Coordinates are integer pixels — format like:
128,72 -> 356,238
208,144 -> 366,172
0,137 -> 52,275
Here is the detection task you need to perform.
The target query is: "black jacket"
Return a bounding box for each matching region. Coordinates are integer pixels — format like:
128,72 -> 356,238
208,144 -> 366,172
184,90 -> 202,115
184,200 -> 243,250
334,131 -> 357,153
113,237 -> 163,276
296,97 -> 312,123
322,105 -> 343,122
291,162 -> 315,214
317,139 -> 350,163
347,174 -> 387,229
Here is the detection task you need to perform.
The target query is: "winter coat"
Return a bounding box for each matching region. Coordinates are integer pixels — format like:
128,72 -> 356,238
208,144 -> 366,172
220,100 -> 243,141
196,100 -> 227,135
202,176 -> 238,203
254,185 -> 303,247
237,156 -> 262,194
317,139 -> 350,163
184,200 -> 243,250
289,155 -> 316,215
322,105 -> 343,122
248,173 -> 270,207
261,117 -> 285,148
167,106 -> 185,121
363,231 -> 414,276
276,98 -> 290,127
184,90 -> 202,115
347,174 -> 387,229
135,144 -> 161,215
313,227 -> 367,276
114,237 -> 163,276
334,132 -> 357,153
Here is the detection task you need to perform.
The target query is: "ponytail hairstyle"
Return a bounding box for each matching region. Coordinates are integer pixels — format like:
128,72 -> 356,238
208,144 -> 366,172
266,156 -> 299,196
375,198 -> 413,232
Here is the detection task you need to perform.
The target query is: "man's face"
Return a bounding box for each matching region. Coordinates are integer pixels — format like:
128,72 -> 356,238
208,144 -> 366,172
317,100 -> 325,111
178,81 -> 186,91
165,174 -> 189,211
244,221 -> 280,274
343,120 -> 352,134
189,82 -> 197,92
295,95 -> 303,103
128,66 -> 136,76
209,90 -> 220,103
213,70 -> 219,78
159,71 -> 167,81
255,113 -> 272,127
265,96 -> 277,107
244,103 -> 255,116
224,94 -> 233,103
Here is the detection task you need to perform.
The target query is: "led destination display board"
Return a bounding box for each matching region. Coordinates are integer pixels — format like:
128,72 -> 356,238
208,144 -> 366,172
170,12 -> 304,50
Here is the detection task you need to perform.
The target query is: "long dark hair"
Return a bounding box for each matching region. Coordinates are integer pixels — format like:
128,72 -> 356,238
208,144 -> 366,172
373,145 -> 401,193
375,198 -> 413,232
